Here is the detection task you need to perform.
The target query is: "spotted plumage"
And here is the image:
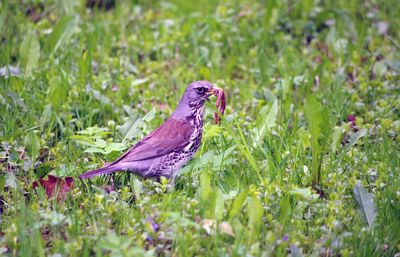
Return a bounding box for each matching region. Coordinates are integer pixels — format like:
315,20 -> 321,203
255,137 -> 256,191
79,81 -> 222,180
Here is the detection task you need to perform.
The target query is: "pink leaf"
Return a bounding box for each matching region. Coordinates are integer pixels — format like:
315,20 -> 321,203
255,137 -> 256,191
33,175 -> 74,202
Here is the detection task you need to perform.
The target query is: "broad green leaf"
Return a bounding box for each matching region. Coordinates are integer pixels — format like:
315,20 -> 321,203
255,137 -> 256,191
304,96 -> 322,150
131,176 -> 143,201
345,128 -> 368,151
126,247 -> 154,257
179,150 -> 215,175
118,236 -> 133,249
228,189 -> 248,219
304,95 -> 332,185
248,195 -> 263,240
254,98 -> 278,146
47,15 -> 78,54
263,0 -> 277,30
70,138 -> 98,148
214,188 -> 224,220
263,98 -> 278,129
94,138 -> 107,148
5,172 -> 17,189
331,126 -> 344,153
76,126 -> 109,136
290,187 -> 319,200
103,143 -> 127,154
279,196 -> 291,223
47,76 -> 67,110
354,181 -> 376,229
99,234 -> 121,251
0,174 -> 5,192
0,2 -> 8,33
199,171 -> 211,201
195,150 -> 215,168
304,96 -> 332,147
293,75 -> 306,86
72,126 -> 127,155
117,116 -> 145,142
203,123 -> 222,141
213,145 -> 236,167
91,89 -> 111,105
131,78 -> 149,87
20,33 -> 40,74
83,147 -> 105,154
142,108 -> 156,122
40,104 -> 53,129
24,131 -> 40,161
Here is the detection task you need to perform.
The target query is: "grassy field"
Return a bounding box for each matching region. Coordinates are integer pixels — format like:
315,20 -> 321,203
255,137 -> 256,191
0,0 -> 399,256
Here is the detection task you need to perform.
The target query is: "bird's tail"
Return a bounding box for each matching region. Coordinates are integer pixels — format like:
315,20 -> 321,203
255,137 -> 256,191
79,165 -> 120,179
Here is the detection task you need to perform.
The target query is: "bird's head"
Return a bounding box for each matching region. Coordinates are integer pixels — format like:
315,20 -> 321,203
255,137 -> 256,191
173,80 -> 222,119
184,80 -> 221,106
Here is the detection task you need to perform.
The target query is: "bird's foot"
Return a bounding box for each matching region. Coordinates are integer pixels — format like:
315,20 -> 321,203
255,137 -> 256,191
166,178 -> 175,193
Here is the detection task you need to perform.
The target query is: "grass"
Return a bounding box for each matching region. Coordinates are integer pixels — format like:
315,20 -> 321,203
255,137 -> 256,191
1,0 -> 399,256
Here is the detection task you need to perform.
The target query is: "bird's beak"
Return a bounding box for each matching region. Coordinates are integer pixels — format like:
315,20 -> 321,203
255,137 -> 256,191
207,86 -> 222,97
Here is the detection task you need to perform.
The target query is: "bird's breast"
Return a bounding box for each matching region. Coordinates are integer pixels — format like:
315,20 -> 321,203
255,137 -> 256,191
150,106 -> 205,178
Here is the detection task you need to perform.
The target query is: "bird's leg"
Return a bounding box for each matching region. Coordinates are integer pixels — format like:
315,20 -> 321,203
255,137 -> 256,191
166,177 -> 176,192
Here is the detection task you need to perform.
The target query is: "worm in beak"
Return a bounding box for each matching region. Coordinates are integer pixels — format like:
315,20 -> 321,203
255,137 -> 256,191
210,86 -> 226,124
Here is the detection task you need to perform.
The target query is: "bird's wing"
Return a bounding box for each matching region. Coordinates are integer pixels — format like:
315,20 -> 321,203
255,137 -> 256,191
110,118 -> 194,164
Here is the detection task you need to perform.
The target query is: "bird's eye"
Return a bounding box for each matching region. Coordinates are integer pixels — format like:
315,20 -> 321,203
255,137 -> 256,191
195,87 -> 205,94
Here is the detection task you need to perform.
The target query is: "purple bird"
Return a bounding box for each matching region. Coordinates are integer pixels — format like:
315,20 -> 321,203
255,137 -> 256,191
79,81 -> 225,180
